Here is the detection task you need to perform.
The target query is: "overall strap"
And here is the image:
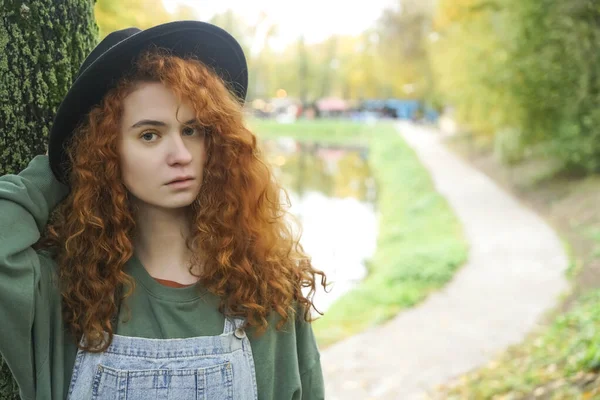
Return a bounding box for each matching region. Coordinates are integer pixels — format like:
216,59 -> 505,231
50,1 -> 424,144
111,285 -> 123,331
223,315 -> 246,334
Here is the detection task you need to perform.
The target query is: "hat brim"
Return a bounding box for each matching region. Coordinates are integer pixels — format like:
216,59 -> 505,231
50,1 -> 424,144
49,20 -> 248,185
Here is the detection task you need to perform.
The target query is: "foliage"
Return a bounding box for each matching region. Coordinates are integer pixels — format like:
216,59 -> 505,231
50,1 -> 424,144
430,0 -> 600,174
92,0 -> 440,102
376,0 -> 436,100
94,0 -> 195,38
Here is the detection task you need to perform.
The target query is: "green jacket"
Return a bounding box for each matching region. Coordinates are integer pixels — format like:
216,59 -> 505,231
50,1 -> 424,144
0,155 -> 324,400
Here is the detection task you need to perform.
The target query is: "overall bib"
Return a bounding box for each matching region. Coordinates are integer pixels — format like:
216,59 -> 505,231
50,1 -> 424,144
67,317 -> 258,400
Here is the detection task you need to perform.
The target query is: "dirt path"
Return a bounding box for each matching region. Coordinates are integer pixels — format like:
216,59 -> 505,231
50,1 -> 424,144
319,122 -> 569,399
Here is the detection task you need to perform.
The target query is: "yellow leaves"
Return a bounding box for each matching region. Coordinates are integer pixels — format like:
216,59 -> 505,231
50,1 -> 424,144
487,360 -> 500,370
94,0 -> 176,38
433,0 -> 488,31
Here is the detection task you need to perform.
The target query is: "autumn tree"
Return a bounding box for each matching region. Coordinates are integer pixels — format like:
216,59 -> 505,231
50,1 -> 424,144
94,0 -> 176,38
431,0 -> 600,172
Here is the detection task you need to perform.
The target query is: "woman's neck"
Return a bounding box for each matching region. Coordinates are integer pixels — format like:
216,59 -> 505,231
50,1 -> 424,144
131,204 -> 199,283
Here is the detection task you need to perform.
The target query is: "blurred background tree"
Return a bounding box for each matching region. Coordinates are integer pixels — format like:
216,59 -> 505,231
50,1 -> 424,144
377,0 -> 436,101
94,0 -> 190,38
89,0 -> 600,176
430,0 -> 600,173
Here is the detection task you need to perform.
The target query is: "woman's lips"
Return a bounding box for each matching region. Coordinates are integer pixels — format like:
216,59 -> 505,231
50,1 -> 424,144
167,178 -> 194,188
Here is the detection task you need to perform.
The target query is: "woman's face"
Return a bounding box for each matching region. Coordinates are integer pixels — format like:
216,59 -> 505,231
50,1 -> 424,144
118,81 -> 207,212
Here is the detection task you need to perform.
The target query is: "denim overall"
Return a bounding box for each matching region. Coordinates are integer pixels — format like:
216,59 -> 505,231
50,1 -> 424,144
67,316 -> 258,400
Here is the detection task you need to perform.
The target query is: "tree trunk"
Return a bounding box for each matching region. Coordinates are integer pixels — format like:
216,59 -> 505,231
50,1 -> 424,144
0,0 -> 97,398
0,0 -> 97,174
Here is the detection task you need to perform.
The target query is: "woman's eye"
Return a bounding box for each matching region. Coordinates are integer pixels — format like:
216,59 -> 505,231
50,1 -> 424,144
140,132 -> 157,142
183,126 -> 200,136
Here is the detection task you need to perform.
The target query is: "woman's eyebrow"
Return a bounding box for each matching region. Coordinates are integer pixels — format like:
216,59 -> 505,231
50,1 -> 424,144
130,118 -> 197,130
130,119 -> 166,129
181,118 -> 198,126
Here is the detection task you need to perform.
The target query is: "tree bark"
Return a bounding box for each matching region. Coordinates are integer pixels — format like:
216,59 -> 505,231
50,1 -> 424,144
0,0 -> 97,398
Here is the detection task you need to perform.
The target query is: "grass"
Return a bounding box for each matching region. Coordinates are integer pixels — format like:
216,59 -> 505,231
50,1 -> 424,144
250,118 -> 468,348
248,118 -> 371,145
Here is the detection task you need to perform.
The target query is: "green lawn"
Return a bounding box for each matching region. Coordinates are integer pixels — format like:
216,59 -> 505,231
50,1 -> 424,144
249,119 -> 370,144
250,119 -> 468,348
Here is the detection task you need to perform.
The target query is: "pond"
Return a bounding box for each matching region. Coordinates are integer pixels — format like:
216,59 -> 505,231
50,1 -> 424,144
261,138 -> 379,314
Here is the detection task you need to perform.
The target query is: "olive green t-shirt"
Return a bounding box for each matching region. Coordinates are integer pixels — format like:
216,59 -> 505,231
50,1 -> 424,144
0,155 -> 324,400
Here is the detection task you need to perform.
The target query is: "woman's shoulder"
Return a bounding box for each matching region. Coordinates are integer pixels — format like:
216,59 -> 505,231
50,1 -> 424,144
261,301 -> 316,337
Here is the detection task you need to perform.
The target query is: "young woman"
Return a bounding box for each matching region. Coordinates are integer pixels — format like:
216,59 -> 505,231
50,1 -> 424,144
0,21 -> 327,400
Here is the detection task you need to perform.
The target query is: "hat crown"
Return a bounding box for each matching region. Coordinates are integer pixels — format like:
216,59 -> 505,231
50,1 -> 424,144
78,27 -> 142,76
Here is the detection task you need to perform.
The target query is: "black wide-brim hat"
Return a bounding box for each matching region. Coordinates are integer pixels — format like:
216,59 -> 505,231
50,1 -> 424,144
48,20 -> 248,186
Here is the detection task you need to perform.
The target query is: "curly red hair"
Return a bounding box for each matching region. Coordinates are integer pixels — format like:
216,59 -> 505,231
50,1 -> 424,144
34,48 -> 328,352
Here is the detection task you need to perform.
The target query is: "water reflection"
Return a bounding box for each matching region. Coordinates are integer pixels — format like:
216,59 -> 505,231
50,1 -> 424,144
263,139 -> 376,203
261,138 -> 379,313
